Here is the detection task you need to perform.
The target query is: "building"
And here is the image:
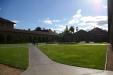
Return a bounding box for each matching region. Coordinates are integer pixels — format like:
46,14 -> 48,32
0,17 -> 57,43
0,18 -> 15,29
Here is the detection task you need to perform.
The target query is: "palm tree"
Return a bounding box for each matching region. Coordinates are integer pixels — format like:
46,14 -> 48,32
64,25 -> 69,33
69,26 -> 74,33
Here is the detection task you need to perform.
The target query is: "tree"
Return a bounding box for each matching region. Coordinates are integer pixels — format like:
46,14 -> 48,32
76,27 -> 79,32
48,29 -> 52,32
34,27 -> 41,31
69,26 -> 74,33
57,26 -> 75,42
89,27 -> 108,42
64,25 -> 69,33
75,30 -> 89,42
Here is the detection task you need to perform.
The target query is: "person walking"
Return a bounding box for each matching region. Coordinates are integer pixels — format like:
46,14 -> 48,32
32,40 -> 36,45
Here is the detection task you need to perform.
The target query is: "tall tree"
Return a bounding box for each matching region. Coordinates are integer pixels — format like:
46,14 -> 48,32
75,30 -> 89,42
64,25 -> 69,33
69,26 -> 74,33
76,27 -> 79,32
34,27 -> 41,31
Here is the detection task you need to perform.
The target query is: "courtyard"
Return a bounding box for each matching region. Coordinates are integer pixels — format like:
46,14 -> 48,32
0,44 -> 28,70
0,43 -> 107,70
0,43 -> 113,75
38,43 -> 107,70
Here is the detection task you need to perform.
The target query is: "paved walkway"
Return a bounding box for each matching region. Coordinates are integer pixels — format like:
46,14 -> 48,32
21,44 -> 113,75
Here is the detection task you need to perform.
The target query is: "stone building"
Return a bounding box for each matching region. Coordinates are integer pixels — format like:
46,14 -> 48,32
0,18 -> 15,29
0,17 -> 57,43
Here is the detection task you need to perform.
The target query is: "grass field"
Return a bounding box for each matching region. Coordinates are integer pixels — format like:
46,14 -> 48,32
0,44 -> 28,70
38,44 -> 107,70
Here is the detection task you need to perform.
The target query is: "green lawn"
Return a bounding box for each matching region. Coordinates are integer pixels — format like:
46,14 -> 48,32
38,44 -> 107,70
0,44 -> 28,70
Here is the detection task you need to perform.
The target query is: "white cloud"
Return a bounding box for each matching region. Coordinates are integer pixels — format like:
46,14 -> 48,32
40,9 -> 108,33
12,20 -> 20,27
103,5 -> 107,9
82,16 -> 107,23
73,9 -> 82,18
53,20 -> 60,22
81,16 -> 97,22
68,9 -> 82,25
43,18 -> 60,25
67,9 -> 108,31
68,19 -> 79,25
44,19 -> 53,25
63,18 -> 67,21
12,20 -> 20,23
79,16 -> 107,31
52,24 -> 66,33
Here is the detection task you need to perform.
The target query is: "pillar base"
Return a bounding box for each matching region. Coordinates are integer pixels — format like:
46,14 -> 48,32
106,44 -> 113,71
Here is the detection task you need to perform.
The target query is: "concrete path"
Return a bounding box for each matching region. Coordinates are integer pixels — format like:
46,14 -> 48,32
21,44 -> 113,75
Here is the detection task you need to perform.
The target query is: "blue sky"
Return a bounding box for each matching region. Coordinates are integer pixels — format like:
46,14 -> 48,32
0,0 -> 107,32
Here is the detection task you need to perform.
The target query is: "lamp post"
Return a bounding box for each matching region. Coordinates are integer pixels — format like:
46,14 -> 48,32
106,0 -> 113,71
108,0 -> 113,48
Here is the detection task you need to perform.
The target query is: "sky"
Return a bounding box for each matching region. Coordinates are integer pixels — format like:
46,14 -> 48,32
0,0 -> 107,33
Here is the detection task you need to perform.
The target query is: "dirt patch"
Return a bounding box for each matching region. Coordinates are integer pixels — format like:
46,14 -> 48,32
0,64 -> 24,75
106,45 -> 113,71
